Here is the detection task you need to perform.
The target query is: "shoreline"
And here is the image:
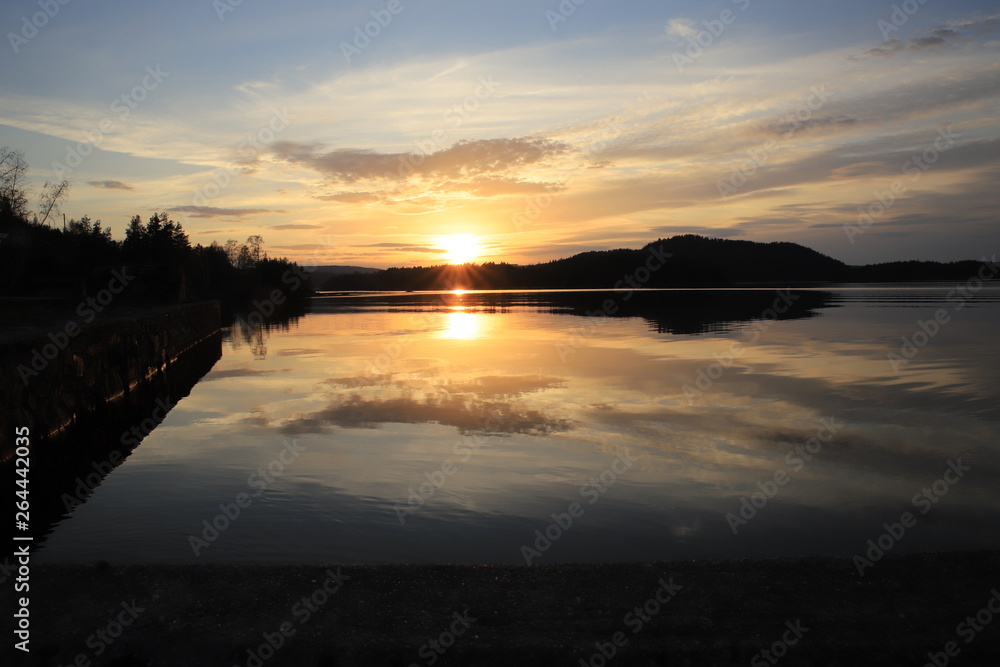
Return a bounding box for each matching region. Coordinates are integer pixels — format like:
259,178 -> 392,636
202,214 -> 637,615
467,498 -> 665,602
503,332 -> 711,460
10,550 -> 1000,666
0,301 -> 220,464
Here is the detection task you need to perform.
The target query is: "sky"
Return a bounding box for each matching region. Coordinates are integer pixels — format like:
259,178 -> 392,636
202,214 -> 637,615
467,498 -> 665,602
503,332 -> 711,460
1,0 -> 998,268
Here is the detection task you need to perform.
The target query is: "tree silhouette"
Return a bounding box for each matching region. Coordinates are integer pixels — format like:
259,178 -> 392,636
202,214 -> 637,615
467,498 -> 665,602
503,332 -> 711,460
123,214 -> 145,254
247,234 -> 264,266
1,144 -> 310,302
123,212 -> 190,263
0,146 -> 30,222
67,215 -> 112,240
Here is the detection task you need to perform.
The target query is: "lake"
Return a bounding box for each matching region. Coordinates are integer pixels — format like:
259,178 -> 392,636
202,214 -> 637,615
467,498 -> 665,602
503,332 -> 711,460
33,286 -> 1000,564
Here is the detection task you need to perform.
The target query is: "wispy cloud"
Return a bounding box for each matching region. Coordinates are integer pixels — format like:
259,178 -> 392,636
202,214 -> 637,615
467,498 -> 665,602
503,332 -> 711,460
664,18 -> 698,40
269,137 -> 569,184
87,180 -> 134,190
854,13 -> 1000,58
315,191 -> 385,204
358,242 -> 447,254
169,206 -> 286,219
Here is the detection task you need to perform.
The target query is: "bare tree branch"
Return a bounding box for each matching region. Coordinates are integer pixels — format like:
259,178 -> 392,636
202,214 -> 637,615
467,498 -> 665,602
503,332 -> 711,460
37,179 -> 71,227
0,146 -> 30,219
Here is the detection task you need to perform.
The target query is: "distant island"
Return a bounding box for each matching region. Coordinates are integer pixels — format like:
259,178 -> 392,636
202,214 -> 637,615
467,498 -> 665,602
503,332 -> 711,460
320,235 -> 995,291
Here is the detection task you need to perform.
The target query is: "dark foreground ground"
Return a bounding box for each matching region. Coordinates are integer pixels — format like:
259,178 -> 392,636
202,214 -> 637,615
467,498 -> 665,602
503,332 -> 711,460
7,551 -> 1000,666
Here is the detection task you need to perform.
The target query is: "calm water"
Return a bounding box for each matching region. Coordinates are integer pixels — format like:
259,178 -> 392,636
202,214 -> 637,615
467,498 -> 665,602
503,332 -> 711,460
35,287 -> 1000,563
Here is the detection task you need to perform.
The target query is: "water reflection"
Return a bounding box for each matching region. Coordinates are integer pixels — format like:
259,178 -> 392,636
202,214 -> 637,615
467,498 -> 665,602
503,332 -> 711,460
222,297 -> 310,359
442,310 -> 480,340
312,288 -> 836,335
274,370 -> 572,436
30,287 -> 1000,563
17,333 -> 222,551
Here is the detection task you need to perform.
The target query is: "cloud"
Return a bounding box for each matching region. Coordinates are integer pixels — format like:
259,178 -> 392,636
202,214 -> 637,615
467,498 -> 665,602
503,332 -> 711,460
169,205 -> 286,218
315,191 -> 384,203
929,28 -> 960,39
357,242 -> 446,253
855,13 -> 999,58
269,223 -> 322,230
87,180 -> 134,190
460,176 -> 564,197
444,375 -> 566,398
665,18 -> 698,40
740,135 -> 1000,199
269,137 -> 569,184
944,13 -> 1000,35
278,395 -> 572,436
759,115 -> 860,138
316,177 -> 562,204
910,36 -> 949,49
859,37 -> 953,58
265,370 -> 576,436
729,68 -> 1000,148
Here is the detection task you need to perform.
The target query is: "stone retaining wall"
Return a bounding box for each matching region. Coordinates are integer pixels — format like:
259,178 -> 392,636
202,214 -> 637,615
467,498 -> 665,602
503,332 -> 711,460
0,301 -> 221,462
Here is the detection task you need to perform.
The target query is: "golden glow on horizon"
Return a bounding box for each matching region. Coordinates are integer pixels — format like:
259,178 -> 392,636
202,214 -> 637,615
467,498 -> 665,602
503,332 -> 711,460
438,234 -> 482,265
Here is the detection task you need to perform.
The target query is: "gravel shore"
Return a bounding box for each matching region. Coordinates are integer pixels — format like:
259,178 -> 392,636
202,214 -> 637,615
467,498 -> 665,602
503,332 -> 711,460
7,550 -> 1000,666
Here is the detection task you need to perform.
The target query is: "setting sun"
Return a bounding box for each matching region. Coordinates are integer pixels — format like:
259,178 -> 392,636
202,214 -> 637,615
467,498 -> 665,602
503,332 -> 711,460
438,234 -> 482,265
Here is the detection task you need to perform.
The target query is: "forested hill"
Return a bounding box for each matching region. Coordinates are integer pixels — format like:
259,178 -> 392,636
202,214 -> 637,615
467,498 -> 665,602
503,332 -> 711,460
322,234 -> 990,291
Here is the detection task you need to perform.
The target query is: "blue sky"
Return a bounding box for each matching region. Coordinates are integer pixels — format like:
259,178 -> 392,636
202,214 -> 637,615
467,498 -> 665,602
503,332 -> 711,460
2,0 -> 998,267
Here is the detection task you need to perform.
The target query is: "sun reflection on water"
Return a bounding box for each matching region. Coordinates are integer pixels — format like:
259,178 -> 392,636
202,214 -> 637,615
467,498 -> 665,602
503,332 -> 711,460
442,310 -> 480,340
